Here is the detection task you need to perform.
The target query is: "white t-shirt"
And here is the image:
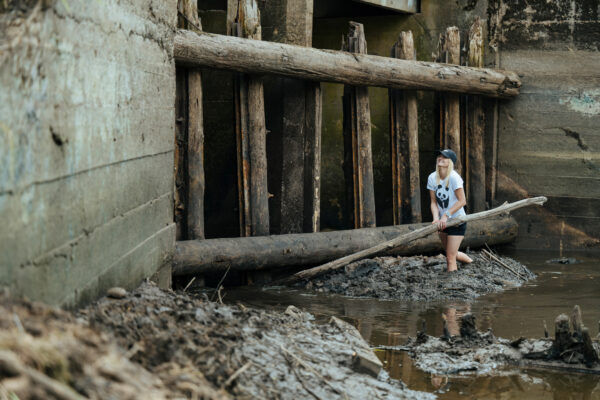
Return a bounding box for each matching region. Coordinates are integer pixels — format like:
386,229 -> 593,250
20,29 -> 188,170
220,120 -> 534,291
427,170 -> 466,219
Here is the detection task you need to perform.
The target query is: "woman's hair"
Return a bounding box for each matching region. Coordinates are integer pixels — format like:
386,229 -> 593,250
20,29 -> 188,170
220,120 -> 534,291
435,158 -> 454,188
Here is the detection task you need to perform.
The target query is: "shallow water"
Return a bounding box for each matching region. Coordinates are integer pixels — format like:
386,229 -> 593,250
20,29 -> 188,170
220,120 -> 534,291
223,249 -> 600,399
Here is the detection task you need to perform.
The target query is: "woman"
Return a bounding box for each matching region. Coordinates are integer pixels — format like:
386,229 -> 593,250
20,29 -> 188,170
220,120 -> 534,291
427,149 -> 473,272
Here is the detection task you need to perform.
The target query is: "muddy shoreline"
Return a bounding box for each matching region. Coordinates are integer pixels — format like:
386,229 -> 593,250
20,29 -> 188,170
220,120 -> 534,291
0,283 -> 434,400
297,250 -> 535,301
386,310 -> 600,378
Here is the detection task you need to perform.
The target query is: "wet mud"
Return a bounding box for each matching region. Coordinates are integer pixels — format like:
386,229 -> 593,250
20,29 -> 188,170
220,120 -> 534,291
0,283 -> 434,400
387,309 -> 600,377
300,250 -> 535,301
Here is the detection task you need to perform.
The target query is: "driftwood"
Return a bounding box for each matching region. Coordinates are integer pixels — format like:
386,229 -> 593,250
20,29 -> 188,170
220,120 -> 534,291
173,215 -> 518,276
174,29 -> 521,98
279,196 -> 547,284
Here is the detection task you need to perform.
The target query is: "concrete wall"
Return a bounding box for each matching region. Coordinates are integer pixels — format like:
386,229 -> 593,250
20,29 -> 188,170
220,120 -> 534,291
0,0 -> 177,307
489,0 -> 600,250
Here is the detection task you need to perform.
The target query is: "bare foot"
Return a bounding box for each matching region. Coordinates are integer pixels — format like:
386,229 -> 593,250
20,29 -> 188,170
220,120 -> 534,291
457,252 -> 473,264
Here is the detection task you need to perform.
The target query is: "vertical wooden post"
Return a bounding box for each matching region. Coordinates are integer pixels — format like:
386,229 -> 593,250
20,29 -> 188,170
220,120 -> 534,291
390,31 -> 421,224
304,82 -> 322,233
467,18 -> 486,212
175,0 -> 205,240
342,22 -> 376,229
441,27 -> 462,175
277,0 -> 321,234
230,0 -> 270,237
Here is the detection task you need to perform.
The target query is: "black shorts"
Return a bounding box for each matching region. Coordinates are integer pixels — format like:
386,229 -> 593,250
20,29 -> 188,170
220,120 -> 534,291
443,223 -> 467,236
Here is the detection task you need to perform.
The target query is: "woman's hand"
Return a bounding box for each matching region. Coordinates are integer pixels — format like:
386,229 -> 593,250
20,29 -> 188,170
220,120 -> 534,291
437,214 -> 448,231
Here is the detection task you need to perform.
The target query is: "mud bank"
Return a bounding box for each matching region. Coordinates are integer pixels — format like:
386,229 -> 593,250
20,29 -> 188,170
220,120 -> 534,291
0,283 -> 434,400
300,251 -> 535,301
387,310 -> 600,377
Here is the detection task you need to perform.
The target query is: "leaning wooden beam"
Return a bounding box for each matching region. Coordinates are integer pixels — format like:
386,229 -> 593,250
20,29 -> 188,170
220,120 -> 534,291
390,31 -> 421,224
467,18 -> 487,212
343,22 -> 376,229
231,0 -> 269,236
174,30 -> 521,98
279,196 -> 547,284
174,215 -> 517,276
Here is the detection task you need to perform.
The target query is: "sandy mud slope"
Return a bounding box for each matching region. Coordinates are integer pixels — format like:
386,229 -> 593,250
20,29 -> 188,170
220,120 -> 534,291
301,251 -> 535,301
0,283 -> 435,400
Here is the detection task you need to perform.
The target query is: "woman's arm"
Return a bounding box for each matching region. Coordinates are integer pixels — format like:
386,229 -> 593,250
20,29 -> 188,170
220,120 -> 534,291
438,187 -> 467,229
429,190 -> 439,223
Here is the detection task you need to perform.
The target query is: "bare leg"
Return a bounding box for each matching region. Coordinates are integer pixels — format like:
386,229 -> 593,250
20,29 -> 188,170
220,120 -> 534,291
445,235 -> 464,272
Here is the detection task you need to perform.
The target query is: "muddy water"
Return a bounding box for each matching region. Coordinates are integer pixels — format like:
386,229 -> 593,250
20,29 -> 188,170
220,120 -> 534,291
224,249 -> 600,399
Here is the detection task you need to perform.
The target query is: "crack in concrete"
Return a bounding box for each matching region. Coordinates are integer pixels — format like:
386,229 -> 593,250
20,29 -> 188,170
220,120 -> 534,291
562,127 -> 589,151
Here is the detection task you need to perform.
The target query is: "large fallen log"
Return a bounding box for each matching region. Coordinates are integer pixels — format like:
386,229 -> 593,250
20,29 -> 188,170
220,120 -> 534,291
280,196 -> 547,284
174,29 -> 521,98
174,215 -> 517,276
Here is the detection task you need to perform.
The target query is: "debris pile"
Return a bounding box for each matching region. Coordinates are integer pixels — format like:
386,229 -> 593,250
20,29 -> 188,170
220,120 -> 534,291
0,283 -> 435,400
302,250 -> 535,301
391,306 -> 600,376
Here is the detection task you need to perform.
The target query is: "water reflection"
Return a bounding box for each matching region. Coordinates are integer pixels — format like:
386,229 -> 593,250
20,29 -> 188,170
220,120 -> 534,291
222,250 -> 600,399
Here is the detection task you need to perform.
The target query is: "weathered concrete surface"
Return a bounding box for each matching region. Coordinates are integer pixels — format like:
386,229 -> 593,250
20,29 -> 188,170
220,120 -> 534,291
0,0 -> 177,306
489,0 -> 600,250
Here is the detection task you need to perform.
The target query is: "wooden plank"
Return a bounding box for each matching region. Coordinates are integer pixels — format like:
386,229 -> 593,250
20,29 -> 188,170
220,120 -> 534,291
389,31 -> 421,224
343,22 -> 376,229
230,0 -> 270,237
174,30 -> 521,98
173,215 -> 518,275
467,18 -> 486,212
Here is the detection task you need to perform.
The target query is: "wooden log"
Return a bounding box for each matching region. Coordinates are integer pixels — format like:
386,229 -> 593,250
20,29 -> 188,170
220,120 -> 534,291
174,30 -> 521,98
343,22 -> 376,229
231,0 -> 269,237
390,31 -> 421,224
174,215 -> 518,276
467,18 -> 486,212
442,27 -> 462,175
279,196 -> 547,284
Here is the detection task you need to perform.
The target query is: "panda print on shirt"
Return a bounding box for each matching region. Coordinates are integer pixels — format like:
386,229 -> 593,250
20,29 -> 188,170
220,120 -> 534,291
435,184 -> 450,209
